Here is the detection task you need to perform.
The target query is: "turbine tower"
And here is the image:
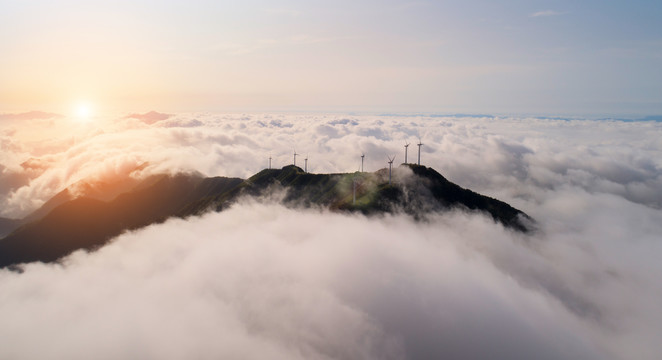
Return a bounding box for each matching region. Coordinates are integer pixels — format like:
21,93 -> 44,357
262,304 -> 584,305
387,155 -> 395,184
304,154 -> 308,173
417,138 -> 423,165
293,149 -> 298,167
361,153 -> 365,172
404,142 -> 410,164
269,155 -> 272,169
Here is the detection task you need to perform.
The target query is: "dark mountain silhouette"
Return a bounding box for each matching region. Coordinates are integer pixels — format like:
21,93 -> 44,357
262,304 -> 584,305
201,164 -> 531,231
0,217 -> 21,238
22,171 -> 145,224
0,174 -> 243,268
0,165 -> 533,268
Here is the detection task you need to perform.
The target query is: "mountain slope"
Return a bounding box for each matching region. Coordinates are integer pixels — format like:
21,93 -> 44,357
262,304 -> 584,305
214,164 -> 531,231
0,165 -> 532,268
0,217 -> 22,238
0,174 -> 243,268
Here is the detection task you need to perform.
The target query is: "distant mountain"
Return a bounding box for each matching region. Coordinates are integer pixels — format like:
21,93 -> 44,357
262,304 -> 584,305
125,111 -> 171,124
0,165 -> 532,268
0,111 -> 63,120
22,171 -> 145,224
639,115 -> 662,122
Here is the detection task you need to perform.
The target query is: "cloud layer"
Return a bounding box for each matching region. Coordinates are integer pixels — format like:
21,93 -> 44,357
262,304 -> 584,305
0,201 -> 640,360
1,197 -> 660,359
0,113 -> 661,359
1,113 -> 661,218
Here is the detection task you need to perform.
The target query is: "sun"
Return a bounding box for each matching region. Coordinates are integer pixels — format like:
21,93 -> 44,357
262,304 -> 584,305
74,103 -> 94,122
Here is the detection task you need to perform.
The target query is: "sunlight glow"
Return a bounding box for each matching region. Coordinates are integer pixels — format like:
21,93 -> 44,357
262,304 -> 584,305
75,103 -> 93,122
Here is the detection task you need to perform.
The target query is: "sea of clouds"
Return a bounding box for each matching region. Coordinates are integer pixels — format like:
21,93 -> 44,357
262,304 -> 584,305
0,112 -> 661,359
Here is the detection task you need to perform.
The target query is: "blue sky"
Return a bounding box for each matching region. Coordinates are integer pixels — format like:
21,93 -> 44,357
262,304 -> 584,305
1,0 -> 661,115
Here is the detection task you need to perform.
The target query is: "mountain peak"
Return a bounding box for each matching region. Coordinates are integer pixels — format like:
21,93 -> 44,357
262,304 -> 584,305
0,165 -> 533,268
403,163 -> 449,181
238,164 -> 532,232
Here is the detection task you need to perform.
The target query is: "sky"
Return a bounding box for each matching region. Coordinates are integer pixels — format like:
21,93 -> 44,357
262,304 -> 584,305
1,0 -> 662,115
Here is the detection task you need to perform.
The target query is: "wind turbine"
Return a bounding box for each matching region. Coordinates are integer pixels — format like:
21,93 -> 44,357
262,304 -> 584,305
387,155 -> 395,184
293,149 -> 298,167
417,138 -> 423,165
361,153 -> 365,172
404,142 -> 410,164
269,155 -> 272,169
304,154 -> 308,173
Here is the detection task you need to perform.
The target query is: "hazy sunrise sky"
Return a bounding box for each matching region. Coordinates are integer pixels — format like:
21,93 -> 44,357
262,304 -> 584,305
1,0 -> 661,115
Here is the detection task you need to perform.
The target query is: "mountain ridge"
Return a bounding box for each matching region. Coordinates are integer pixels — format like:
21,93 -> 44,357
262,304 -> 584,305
0,164 -> 533,268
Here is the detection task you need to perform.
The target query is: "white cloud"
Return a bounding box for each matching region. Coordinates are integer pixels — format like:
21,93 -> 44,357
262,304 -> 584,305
1,114 -> 662,219
1,113 -> 661,358
4,200 -> 653,359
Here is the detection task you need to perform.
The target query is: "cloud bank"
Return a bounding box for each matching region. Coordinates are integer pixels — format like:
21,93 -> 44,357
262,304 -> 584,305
0,112 -> 661,358
1,113 -> 661,218
4,200 -> 658,360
